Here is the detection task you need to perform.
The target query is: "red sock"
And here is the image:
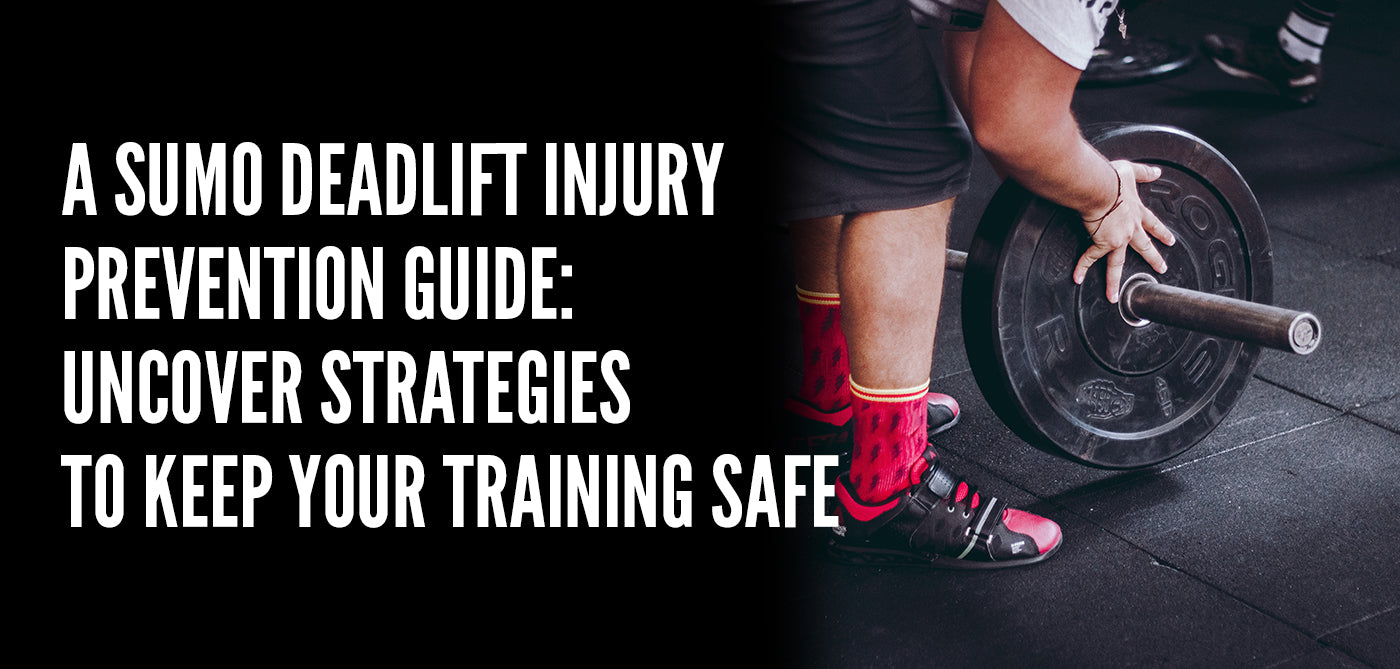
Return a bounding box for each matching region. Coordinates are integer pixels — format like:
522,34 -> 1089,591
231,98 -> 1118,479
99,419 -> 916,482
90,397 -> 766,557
849,379 -> 933,503
796,286 -> 850,412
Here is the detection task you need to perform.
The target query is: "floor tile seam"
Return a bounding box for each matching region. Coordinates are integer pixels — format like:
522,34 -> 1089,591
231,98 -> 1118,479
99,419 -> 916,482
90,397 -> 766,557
1360,245 -> 1399,260
1155,415 -> 1340,474
1349,413 -> 1400,436
1354,389 -> 1400,407
1053,501 -> 1341,660
1250,376 -> 1355,413
1056,501 -> 1388,669
1314,603 -> 1400,640
1045,433 -> 1386,669
1344,389 -> 1400,436
1034,413 -> 1344,507
1261,647 -> 1377,669
943,424 -> 1380,666
939,387 -> 1346,508
1280,380 -> 1400,435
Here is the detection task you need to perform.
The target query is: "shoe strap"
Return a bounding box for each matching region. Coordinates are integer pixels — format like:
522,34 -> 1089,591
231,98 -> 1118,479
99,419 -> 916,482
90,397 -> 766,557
905,473 -> 1008,560
913,460 -> 1008,545
956,496 -> 1006,560
918,459 -> 958,500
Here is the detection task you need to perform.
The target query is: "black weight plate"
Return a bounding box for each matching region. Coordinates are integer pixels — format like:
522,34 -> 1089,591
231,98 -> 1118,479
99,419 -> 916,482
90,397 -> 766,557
1079,35 -> 1197,88
962,123 -> 1272,469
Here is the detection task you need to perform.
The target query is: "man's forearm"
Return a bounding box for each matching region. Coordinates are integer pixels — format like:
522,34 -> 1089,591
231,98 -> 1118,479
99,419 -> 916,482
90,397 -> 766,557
978,115 -> 1121,220
964,1 -> 1119,219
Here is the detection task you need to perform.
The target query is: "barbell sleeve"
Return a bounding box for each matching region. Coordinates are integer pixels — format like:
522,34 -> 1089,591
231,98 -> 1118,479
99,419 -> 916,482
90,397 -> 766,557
1120,275 -> 1321,355
946,250 -> 1320,355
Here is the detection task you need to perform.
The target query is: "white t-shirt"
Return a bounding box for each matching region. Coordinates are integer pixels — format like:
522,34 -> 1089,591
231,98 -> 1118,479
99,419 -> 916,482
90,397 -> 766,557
909,0 -> 1118,69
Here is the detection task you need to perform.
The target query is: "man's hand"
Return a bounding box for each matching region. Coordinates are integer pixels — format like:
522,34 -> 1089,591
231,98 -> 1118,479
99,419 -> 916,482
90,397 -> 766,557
1073,160 -> 1176,302
954,2 -> 1178,302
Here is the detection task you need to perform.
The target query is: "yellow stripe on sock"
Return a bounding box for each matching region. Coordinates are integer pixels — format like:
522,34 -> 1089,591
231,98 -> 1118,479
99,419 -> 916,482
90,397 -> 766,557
849,378 -> 930,403
796,285 -> 841,306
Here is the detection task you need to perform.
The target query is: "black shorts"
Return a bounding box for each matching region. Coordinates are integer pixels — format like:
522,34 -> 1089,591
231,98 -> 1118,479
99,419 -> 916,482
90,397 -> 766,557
767,0 -> 972,222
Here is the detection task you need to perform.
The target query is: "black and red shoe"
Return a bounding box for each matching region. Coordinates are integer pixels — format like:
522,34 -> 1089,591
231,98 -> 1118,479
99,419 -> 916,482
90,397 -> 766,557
786,393 -> 961,468
827,452 -> 1062,569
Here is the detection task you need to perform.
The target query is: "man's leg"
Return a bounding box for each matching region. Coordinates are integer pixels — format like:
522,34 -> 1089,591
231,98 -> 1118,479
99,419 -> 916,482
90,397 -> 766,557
840,201 -> 949,503
840,202 -> 949,392
790,216 -> 849,415
770,0 -> 1061,569
787,213 -> 961,455
792,217 -> 843,298
828,198 -> 1062,568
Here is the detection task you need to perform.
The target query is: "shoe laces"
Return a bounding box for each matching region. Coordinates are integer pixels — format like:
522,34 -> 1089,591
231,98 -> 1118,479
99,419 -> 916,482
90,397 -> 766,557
946,480 -> 982,519
917,451 -> 989,521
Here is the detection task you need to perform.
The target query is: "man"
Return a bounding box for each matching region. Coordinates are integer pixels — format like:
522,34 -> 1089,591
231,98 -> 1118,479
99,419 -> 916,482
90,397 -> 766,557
770,0 -> 1176,568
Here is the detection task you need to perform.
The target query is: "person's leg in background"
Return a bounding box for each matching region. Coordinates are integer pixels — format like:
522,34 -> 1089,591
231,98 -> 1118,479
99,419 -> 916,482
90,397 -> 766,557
1202,0 -> 1341,105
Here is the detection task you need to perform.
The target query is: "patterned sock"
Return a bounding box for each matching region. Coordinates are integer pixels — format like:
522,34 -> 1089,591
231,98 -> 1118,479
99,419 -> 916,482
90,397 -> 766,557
795,286 -> 850,412
1278,0 -> 1338,64
848,379 -> 932,503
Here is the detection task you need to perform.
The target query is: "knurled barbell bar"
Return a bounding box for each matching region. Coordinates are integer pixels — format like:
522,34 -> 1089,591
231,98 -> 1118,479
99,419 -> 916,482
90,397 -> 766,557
945,250 -> 1320,355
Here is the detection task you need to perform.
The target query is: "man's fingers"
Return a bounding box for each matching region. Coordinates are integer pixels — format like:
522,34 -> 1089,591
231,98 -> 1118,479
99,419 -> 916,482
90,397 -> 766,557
1130,228 -> 1168,274
1129,161 -> 1163,183
1142,207 -> 1175,246
1106,247 -> 1127,303
1074,244 -> 1109,284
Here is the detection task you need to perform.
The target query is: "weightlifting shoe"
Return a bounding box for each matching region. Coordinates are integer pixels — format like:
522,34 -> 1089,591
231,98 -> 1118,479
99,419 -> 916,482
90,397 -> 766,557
827,451 -> 1061,569
1201,28 -> 1322,106
786,393 -> 961,468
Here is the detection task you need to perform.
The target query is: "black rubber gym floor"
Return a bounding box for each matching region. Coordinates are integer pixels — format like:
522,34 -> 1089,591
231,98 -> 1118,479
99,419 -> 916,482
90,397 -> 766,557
772,1 -> 1399,666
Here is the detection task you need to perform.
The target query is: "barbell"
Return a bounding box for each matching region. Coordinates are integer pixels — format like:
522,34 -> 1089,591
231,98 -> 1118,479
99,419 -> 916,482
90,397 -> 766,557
951,123 -> 1320,469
